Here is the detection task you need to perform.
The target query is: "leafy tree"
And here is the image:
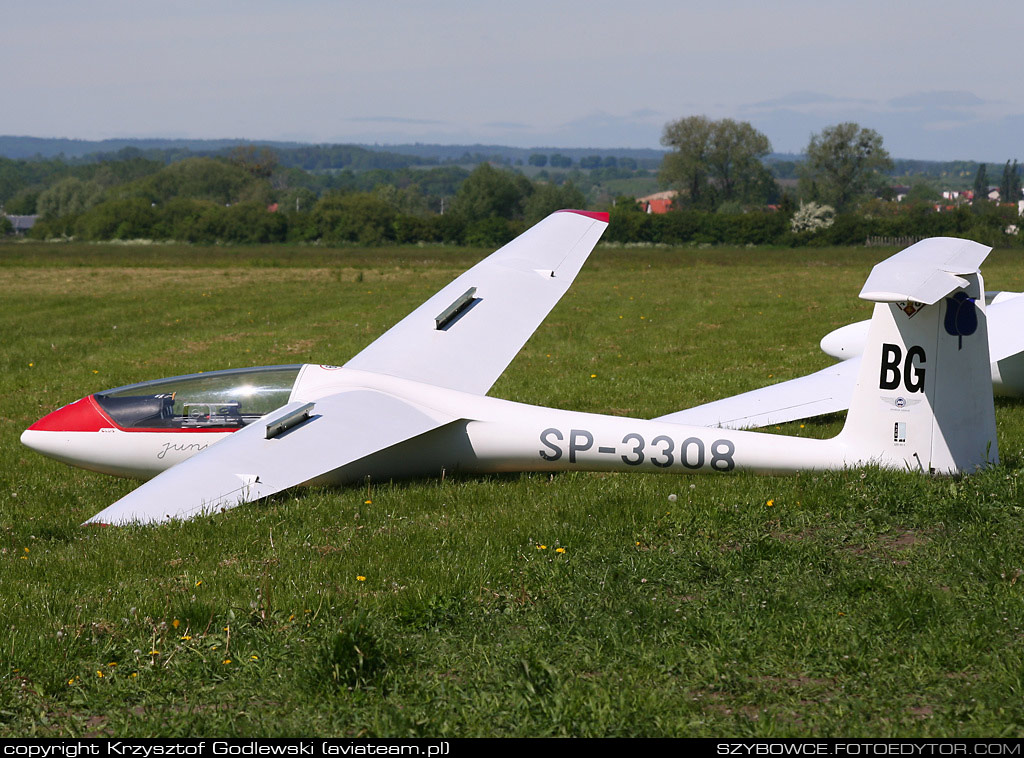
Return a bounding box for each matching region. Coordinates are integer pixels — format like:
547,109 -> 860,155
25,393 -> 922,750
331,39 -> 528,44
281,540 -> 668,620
312,191 -> 397,244
4,188 -> 38,215
130,158 -> 260,205
75,197 -> 156,239
0,216 -> 12,235
228,145 -> 279,180
973,163 -> 988,201
800,123 -> 892,210
660,116 -> 773,208
579,156 -> 603,169
549,154 -> 572,169
523,182 -> 586,225
37,177 -> 104,218
705,119 -> 772,202
528,154 -> 548,168
790,201 -> 835,232
450,163 -> 532,221
373,183 -> 431,216
999,160 -> 1021,204
278,187 -> 318,214
904,182 -> 941,205
660,115 -> 715,208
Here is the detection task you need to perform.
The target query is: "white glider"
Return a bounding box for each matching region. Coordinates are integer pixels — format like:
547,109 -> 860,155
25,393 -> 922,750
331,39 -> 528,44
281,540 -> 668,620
21,213 -> 999,525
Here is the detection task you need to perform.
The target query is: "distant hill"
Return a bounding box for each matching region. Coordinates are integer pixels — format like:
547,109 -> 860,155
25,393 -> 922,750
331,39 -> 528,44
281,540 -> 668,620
0,136 -> 307,160
0,135 -> 665,169
0,136 -> 994,188
360,143 -> 666,168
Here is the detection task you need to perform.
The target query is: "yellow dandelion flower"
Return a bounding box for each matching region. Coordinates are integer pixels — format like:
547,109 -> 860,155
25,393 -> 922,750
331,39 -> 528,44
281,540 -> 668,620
364,499 -> 372,504
29,362 -> 34,367
194,580 -> 202,587
250,655 -> 259,660
555,547 -> 565,554
68,678 -> 75,685
357,575 -> 366,581
172,619 -> 180,628
23,547 -> 29,553
181,635 -> 192,641
96,671 -> 103,678
590,374 -> 597,378
766,499 -> 774,507
108,662 -> 117,667
20,556 -> 26,560
222,659 -> 232,665
131,672 -> 138,678
93,370 -> 99,374
148,650 -> 160,656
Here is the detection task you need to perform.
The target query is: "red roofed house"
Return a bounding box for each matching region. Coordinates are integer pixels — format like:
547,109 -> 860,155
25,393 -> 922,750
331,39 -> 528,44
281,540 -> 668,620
635,190 -> 677,214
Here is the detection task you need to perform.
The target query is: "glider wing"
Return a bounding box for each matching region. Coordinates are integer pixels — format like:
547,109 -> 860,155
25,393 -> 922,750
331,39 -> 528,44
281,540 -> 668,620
83,391 -> 458,525
343,210 -> 609,395
653,359 -> 860,429
987,294 -> 1024,362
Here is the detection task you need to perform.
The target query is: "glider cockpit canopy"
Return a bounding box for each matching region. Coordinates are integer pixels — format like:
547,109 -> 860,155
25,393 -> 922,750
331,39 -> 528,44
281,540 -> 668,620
93,365 -> 302,430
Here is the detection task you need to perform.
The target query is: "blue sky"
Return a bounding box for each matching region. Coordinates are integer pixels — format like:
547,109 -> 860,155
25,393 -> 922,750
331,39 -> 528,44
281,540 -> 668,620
4,0 -> 1023,161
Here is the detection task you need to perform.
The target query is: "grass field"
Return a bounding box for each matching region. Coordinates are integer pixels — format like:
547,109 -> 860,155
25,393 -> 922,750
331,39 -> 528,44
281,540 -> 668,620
2,239 -> 1024,737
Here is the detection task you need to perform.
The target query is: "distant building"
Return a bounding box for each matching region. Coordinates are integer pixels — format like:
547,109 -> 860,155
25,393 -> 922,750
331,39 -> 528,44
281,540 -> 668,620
635,190 -> 677,214
4,215 -> 38,234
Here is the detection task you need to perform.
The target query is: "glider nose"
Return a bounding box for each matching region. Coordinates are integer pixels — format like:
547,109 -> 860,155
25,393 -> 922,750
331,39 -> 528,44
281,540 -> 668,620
25,396 -> 109,434
21,395 -> 111,460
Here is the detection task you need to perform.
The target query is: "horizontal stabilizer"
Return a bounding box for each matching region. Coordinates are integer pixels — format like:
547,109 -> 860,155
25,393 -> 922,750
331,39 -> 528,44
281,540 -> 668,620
987,293 -> 1024,363
860,237 -> 992,305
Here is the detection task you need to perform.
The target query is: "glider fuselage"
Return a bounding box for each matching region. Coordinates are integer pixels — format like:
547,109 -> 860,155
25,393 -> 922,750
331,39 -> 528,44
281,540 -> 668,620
22,365 -> 847,483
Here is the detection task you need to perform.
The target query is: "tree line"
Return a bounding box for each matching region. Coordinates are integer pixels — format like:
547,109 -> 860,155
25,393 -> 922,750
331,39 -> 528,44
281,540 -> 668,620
26,161 -> 586,247
6,116 -> 1024,248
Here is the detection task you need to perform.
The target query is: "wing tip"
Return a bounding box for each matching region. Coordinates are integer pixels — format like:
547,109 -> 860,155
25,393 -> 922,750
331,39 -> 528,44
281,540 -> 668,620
556,209 -> 609,224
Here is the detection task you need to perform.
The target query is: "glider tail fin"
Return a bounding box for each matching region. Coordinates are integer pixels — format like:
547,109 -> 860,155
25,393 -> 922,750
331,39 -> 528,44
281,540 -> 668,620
838,239 -> 997,474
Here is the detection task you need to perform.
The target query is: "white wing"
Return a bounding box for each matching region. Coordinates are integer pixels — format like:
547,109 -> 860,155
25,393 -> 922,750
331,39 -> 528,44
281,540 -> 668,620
654,357 -> 860,429
988,294 -> 1024,362
343,210 -> 609,395
84,392 -> 458,525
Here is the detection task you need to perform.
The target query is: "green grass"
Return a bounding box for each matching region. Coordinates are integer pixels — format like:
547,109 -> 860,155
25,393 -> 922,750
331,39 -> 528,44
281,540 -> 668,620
2,240 -> 1024,737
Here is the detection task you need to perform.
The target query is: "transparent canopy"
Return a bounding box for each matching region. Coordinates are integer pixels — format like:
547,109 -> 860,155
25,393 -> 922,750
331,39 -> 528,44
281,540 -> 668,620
94,365 -> 302,429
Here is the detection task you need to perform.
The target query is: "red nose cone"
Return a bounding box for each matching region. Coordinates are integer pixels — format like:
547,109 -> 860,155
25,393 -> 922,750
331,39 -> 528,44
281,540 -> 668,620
27,396 -> 113,432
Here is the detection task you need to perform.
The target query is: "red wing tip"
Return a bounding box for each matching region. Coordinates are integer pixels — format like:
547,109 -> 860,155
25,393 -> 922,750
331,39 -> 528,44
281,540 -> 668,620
557,209 -> 610,223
